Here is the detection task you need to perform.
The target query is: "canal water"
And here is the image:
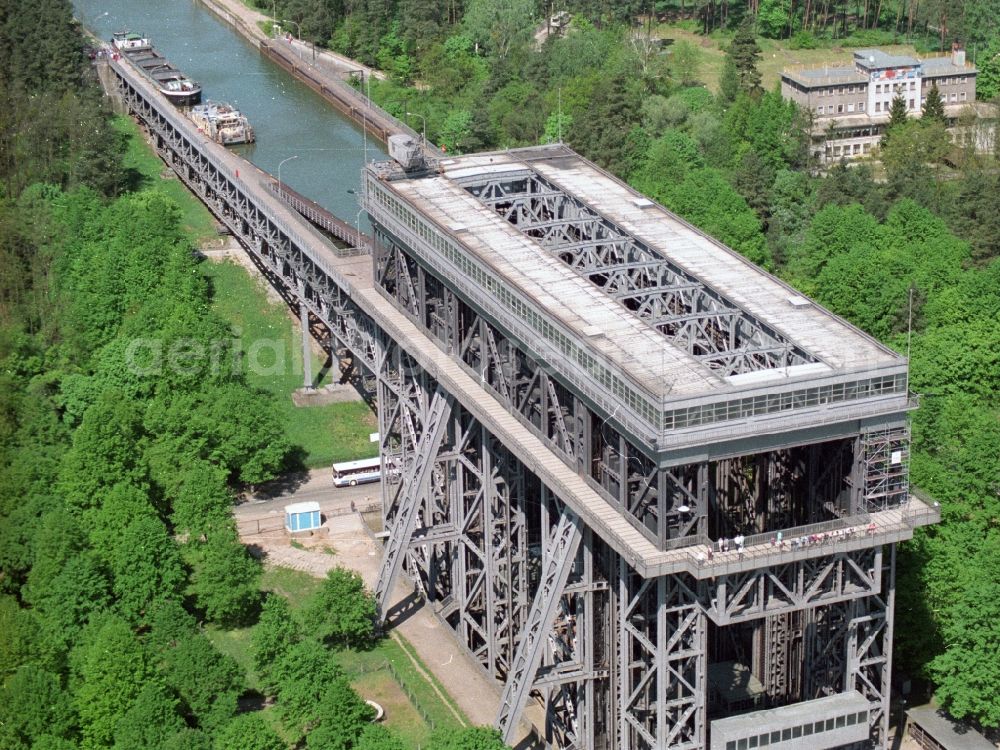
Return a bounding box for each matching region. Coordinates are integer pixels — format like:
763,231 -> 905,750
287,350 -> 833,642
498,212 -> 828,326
74,0 -> 385,228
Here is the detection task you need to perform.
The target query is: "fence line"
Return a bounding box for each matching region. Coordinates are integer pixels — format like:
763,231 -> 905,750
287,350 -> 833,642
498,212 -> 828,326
346,657 -> 438,730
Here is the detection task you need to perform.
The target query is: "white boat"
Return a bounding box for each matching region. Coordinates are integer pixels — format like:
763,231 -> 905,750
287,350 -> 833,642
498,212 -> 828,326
190,101 -> 255,145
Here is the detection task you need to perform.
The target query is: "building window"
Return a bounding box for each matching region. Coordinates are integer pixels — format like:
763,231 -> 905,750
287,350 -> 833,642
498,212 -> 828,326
848,103 -> 855,112
817,105 -> 824,114
961,76 -> 967,83
951,93 -> 958,102
910,81 -> 916,90
875,101 -> 881,112
961,91 -> 967,101
837,104 -> 844,113
858,101 -> 865,111
875,84 -> 882,93
909,98 -> 915,108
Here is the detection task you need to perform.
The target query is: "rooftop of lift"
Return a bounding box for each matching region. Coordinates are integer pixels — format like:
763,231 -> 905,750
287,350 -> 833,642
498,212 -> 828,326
368,145 -> 904,401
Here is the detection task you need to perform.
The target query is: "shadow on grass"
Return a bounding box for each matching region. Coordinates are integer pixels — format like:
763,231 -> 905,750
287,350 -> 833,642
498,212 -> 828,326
121,165 -> 150,193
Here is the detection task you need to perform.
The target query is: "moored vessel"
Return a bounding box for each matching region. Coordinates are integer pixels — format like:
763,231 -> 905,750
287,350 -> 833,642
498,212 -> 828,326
190,101 -> 255,145
111,31 -> 202,107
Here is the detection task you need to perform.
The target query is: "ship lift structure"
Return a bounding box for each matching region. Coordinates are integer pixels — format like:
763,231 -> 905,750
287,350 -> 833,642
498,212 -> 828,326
106,53 -> 939,750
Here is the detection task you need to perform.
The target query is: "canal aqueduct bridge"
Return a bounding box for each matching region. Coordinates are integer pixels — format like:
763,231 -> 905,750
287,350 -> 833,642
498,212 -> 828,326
107,54 -> 939,750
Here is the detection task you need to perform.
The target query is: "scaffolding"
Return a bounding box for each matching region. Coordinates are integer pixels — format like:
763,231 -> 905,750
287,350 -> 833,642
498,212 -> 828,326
861,426 -> 910,512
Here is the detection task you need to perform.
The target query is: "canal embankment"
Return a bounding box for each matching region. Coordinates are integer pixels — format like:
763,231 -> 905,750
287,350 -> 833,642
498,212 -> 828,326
193,0 -> 438,157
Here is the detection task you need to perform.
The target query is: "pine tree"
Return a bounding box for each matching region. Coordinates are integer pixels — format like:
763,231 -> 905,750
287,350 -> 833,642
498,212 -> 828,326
881,94 -> 909,146
888,94 -> 909,128
922,82 -> 946,125
723,18 -> 763,101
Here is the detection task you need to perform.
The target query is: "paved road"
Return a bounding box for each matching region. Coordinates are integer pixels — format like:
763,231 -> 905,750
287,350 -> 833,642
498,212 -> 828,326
235,467 -> 382,522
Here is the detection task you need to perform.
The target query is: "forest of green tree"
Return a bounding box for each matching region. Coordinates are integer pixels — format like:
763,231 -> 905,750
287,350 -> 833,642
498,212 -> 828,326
265,0 -> 998,729
0,0 -> 509,748
1,0 -> 998,744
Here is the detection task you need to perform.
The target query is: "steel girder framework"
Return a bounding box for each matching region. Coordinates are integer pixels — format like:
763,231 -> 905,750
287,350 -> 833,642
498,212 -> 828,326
703,548 -> 882,625
496,506 -> 583,743
112,61 -> 903,750
374,390 -> 453,618
618,566 -> 707,750
370,212 -> 901,750
798,547 -> 895,746
462,172 -> 815,375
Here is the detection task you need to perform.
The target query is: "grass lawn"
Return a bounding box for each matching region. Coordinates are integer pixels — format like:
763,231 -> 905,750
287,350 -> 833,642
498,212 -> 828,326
206,624 -> 260,691
260,566 -> 324,608
653,24 -> 923,93
350,667 -> 434,746
337,636 -> 467,741
115,116 -> 218,243
203,260 -> 378,469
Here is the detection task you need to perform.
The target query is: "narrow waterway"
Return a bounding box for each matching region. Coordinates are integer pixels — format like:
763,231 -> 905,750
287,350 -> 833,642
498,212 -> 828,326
75,0 -> 386,228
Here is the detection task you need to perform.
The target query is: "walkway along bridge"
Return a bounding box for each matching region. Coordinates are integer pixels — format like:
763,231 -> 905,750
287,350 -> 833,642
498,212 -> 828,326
106,54 -> 939,750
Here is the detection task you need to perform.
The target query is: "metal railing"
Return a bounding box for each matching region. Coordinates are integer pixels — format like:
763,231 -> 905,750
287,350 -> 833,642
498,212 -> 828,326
263,179 -> 370,253
682,496 -> 940,576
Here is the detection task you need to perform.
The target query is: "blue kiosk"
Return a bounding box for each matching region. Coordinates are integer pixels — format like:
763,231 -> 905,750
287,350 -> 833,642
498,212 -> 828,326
284,501 -> 322,533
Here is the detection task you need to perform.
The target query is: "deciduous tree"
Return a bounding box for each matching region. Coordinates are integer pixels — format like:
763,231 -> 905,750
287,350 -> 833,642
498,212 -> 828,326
302,567 -> 377,649
355,725 -> 406,750
928,542 -> 1000,727
0,665 -> 76,747
71,615 -> 153,748
187,524 -> 261,627
305,678 -> 375,748
273,640 -> 345,733
252,594 -> 301,691
213,714 -> 285,750
114,682 -> 186,750
427,726 -> 510,749
670,39 -> 702,85
974,38 -> 1000,100
162,634 -> 242,732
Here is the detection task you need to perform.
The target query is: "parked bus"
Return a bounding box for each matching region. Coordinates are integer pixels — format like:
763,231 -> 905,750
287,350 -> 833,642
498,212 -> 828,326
332,457 -> 381,487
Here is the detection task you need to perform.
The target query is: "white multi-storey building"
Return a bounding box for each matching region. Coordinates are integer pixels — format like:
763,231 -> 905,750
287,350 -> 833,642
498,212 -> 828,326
781,46 -> 977,162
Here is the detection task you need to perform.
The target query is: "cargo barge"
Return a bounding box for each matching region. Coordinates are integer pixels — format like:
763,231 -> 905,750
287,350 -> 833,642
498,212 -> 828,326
190,101 -> 255,145
111,31 -> 202,107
